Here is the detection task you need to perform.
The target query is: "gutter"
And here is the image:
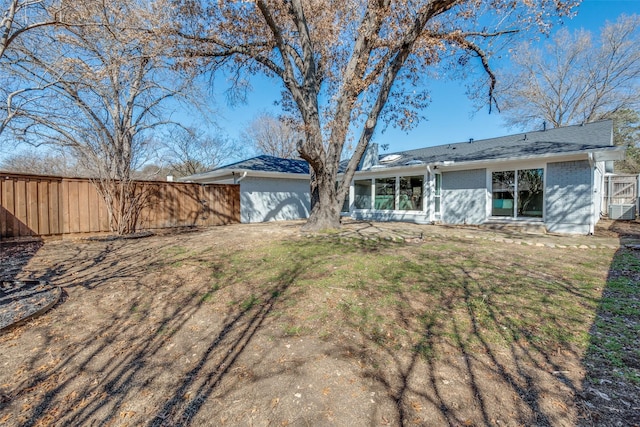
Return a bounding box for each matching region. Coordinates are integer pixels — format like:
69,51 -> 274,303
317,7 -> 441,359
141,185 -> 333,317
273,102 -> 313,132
338,146 -> 625,179
181,169 -> 310,183
588,152 -> 596,235
430,147 -> 625,170
336,162 -> 430,179
232,171 -> 248,184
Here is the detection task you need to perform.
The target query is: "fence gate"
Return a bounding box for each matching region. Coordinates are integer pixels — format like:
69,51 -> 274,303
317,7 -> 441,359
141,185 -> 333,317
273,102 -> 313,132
603,174 -> 638,219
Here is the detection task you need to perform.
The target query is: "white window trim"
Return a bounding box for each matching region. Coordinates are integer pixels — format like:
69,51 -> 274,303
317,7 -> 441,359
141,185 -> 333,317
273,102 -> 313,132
348,171 -> 429,213
486,163 -> 546,221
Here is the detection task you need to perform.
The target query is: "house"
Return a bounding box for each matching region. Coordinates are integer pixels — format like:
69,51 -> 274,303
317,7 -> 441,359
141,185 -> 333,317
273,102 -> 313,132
342,120 -> 624,234
183,120 -> 625,234
179,155 -> 310,223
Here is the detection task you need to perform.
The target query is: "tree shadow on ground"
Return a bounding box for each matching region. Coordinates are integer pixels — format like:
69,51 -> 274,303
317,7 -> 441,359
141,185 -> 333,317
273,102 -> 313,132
576,228 -> 640,426
328,236 -> 611,426
0,230 -> 316,426
0,240 -> 44,282
0,224 -> 632,426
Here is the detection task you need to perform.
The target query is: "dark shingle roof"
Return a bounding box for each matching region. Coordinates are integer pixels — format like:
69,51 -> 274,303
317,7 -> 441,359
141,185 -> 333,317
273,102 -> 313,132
343,120 -> 614,171
212,155 -> 309,174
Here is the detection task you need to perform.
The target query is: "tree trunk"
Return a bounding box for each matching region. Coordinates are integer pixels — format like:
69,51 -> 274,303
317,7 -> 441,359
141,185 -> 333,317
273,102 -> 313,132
302,169 -> 341,231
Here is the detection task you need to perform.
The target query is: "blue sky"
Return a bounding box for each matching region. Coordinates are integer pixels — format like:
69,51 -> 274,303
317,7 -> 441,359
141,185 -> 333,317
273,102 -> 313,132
211,0 -> 640,157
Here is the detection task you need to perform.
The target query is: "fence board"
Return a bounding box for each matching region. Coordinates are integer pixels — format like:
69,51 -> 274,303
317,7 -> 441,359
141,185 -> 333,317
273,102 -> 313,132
2,178 -> 17,236
68,180 -> 80,233
15,180 -> 29,236
0,179 -> 7,237
0,173 -> 240,239
38,180 -> 49,235
49,180 -> 61,235
26,180 -> 38,234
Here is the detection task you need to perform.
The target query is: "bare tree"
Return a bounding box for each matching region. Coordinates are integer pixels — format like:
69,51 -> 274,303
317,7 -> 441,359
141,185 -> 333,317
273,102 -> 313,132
161,127 -> 239,178
242,112 -> 301,159
0,1 -> 63,136
6,0 -> 196,234
169,0 -> 578,230
0,146 -> 88,176
609,109 -> 640,174
496,14 -> 640,129
0,0 -> 59,59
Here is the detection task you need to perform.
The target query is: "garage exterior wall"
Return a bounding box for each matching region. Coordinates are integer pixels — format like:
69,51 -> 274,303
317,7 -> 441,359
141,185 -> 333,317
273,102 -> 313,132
240,177 -> 310,223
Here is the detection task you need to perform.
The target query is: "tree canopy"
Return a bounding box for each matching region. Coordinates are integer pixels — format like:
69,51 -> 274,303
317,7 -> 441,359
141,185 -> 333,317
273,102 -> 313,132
1,0 -> 204,233
242,112 -> 302,159
168,0 -> 580,230
496,14 -> 640,129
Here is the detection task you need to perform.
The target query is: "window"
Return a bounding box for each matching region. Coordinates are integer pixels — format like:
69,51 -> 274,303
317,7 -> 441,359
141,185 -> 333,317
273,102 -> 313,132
337,182 -> 350,213
517,169 -> 544,217
354,179 -> 372,209
399,176 -> 423,210
375,177 -> 396,209
434,173 -> 441,215
492,171 -> 515,216
341,194 -> 349,213
492,169 -> 543,218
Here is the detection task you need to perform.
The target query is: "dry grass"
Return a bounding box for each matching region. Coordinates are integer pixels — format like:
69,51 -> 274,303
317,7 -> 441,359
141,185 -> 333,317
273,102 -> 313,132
0,221 -> 637,426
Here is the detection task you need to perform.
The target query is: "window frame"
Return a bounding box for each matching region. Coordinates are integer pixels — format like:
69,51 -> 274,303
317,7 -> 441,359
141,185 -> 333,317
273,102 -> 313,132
489,166 -> 545,220
349,170 -> 428,213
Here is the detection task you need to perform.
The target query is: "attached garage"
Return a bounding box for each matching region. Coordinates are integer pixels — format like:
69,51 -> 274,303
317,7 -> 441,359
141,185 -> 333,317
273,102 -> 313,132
180,155 -> 310,223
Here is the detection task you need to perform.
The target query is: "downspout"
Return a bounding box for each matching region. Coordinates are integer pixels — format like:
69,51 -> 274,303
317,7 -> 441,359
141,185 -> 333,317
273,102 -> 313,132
232,171 -> 248,184
588,153 -> 595,235
426,165 -> 433,222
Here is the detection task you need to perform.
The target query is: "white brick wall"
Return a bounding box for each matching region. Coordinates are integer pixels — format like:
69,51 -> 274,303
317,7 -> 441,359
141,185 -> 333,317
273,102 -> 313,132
545,160 -> 592,234
441,169 -> 487,224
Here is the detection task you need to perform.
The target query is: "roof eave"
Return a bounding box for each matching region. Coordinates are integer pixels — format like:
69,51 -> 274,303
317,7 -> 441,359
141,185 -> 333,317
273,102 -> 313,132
337,163 -> 427,178
434,146 -> 626,169
245,170 -> 310,180
337,146 -> 626,177
179,168 -> 310,183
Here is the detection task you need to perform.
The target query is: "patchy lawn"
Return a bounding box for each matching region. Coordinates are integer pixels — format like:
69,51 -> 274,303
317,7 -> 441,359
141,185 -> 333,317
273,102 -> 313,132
0,221 -> 638,426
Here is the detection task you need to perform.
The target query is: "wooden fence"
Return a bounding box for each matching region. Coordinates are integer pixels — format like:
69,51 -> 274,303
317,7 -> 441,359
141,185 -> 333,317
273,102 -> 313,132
603,174 -> 638,206
0,172 -> 240,239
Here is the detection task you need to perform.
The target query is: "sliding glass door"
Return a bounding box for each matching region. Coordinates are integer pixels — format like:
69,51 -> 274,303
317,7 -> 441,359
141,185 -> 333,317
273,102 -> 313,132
492,168 -> 543,218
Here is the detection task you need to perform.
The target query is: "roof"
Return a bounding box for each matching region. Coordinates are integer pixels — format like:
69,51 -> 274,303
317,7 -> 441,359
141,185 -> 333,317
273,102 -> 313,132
341,120 -> 618,172
179,155 -> 309,182
182,121 -> 621,182
212,155 -> 309,174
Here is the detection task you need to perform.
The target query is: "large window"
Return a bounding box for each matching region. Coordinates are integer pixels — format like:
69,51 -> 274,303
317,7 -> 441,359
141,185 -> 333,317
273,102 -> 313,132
354,179 -> 372,209
399,176 -> 423,210
517,169 -> 544,217
492,171 -> 515,216
375,177 -> 396,209
492,169 -> 543,218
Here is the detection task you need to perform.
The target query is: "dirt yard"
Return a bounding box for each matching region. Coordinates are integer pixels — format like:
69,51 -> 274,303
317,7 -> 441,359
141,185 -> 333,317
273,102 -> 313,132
0,220 -> 639,426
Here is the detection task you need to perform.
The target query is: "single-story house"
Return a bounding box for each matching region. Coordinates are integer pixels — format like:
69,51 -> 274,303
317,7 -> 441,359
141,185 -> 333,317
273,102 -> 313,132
180,155 -> 310,223
184,120 -> 626,234
345,120 -> 624,234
